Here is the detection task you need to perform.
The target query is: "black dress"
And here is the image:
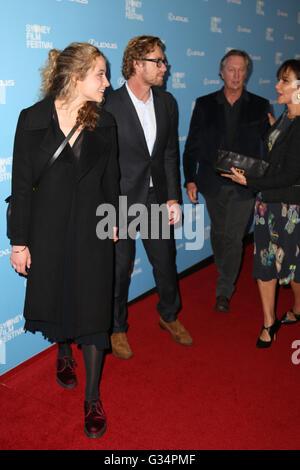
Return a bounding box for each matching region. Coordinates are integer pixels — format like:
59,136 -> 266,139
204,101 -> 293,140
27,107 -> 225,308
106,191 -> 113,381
24,110 -> 110,350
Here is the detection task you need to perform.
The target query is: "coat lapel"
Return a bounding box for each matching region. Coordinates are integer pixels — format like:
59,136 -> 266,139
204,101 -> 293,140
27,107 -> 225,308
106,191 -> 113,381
24,96 -> 73,165
267,114 -> 299,151
77,125 -> 110,182
151,88 -> 163,157
237,91 -> 250,127
39,118 -> 73,164
121,85 -> 151,159
24,96 -> 112,181
214,95 -> 226,149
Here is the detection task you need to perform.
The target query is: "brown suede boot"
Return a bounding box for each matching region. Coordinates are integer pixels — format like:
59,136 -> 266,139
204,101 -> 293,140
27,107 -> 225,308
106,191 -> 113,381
110,333 -> 133,359
159,318 -> 194,346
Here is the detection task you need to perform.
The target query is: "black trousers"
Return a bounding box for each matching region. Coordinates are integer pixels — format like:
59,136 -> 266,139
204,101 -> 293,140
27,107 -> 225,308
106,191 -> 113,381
205,185 -> 254,300
113,189 -> 181,333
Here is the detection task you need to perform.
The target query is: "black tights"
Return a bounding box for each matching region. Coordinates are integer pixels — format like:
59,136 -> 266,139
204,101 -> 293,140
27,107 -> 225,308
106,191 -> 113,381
58,342 -> 104,401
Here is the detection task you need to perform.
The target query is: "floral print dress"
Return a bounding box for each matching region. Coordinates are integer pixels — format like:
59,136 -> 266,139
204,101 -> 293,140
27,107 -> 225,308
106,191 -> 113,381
253,198 -> 300,284
253,112 -> 300,284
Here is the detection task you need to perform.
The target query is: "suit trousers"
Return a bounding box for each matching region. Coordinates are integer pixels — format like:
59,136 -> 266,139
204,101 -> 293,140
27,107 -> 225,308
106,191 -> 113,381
205,185 -> 254,299
112,189 -> 181,333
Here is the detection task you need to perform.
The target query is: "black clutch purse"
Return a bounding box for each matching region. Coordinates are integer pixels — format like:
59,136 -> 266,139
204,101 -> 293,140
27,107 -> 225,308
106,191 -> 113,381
215,149 -> 269,178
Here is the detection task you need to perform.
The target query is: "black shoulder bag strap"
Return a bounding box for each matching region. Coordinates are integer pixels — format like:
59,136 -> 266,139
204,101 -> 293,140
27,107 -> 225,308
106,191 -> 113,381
6,123 -> 79,239
33,123 -> 80,189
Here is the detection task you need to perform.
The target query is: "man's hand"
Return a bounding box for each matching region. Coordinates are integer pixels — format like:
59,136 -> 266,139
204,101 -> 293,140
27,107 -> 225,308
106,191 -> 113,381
113,226 -> 118,243
186,182 -> 198,204
166,200 -> 182,225
10,246 -> 31,276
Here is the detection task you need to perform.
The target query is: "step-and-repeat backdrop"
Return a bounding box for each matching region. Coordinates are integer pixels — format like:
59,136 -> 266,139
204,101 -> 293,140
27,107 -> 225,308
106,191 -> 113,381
1,0 -> 300,373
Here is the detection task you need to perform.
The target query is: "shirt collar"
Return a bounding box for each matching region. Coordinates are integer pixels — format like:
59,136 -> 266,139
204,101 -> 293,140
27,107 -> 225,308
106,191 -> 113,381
125,81 -> 153,105
215,87 -> 248,104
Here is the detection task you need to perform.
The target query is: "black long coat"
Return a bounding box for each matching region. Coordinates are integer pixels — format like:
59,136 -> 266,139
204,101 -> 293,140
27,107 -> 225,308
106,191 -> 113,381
247,116 -> 300,204
183,89 -> 270,199
10,96 -> 119,337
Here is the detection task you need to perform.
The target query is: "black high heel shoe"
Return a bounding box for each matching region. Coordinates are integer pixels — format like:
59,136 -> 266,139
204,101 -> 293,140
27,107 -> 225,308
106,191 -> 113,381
281,310 -> 300,325
256,318 -> 281,349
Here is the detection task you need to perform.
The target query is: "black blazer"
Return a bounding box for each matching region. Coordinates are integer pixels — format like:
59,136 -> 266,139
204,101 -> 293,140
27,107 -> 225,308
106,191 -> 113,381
183,89 -> 270,199
105,84 -> 181,207
247,115 -> 300,203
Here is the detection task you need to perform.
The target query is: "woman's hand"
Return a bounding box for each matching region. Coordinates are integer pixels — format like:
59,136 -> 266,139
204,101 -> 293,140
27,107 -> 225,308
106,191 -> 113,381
113,227 -> 118,243
10,246 -> 31,276
221,167 -> 247,186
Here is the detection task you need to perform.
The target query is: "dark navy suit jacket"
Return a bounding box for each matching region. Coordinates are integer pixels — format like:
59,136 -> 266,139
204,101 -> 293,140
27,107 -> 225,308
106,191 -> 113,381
105,84 -> 181,208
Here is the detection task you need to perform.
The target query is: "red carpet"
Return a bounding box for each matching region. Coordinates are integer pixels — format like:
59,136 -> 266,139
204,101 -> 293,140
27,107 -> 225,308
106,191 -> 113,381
1,244 -> 300,450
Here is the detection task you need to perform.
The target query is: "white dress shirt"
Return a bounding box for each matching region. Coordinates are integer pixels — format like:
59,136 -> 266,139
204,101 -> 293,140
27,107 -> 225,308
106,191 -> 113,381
126,82 -> 157,187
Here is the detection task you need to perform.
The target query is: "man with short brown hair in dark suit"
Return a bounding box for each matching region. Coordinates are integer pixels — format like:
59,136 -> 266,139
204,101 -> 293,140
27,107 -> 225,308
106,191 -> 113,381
105,35 -> 193,359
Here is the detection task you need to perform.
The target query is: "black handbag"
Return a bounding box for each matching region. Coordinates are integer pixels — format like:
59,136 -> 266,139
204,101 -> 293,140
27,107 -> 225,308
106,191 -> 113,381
215,149 -> 269,178
6,124 -> 79,239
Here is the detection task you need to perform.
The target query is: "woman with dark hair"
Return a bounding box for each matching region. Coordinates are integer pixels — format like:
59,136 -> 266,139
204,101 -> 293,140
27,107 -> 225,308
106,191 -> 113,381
9,42 -> 119,437
223,59 -> 300,348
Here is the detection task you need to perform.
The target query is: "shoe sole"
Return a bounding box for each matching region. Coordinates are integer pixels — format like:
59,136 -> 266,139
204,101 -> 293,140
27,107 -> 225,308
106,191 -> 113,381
112,350 -> 133,360
214,305 -> 230,313
84,423 -> 107,439
256,339 -> 273,348
281,319 -> 298,325
281,311 -> 300,325
256,336 -> 277,348
158,322 -> 194,346
56,376 -> 78,389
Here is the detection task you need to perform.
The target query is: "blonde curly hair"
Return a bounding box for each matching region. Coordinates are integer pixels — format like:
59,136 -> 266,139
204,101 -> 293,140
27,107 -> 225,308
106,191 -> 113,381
40,42 -> 105,130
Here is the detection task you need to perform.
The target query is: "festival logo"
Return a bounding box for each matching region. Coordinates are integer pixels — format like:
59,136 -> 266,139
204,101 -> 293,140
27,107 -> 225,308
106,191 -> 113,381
237,25 -> 251,33
89,38 -> 118,49
275,52 -> 283,65
168,12 -> 189,23
187,49 -> 205,57
125,0 -> 144,21
256,1 -> 264,15
0,81 -> 14,105
0,314 -> 25,364
0,157 -> 12,182
26,24 -> 53,49
210,17 -> 222,33
277,9 -> 288,17
172,72 -> 186,89
284,34 -> 294,41
266,28 -> 274,41
203,78 -> 220,86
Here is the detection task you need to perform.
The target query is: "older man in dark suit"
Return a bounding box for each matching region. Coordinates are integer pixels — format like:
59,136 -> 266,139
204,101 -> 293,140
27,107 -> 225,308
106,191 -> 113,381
105,36 -> 193,359
183,49 -> 271,313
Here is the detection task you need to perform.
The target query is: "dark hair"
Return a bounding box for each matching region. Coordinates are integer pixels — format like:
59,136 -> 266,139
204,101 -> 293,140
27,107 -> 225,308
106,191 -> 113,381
277,59 -> 300,81
122,35 -> 164,80
219,49 -> 252,75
